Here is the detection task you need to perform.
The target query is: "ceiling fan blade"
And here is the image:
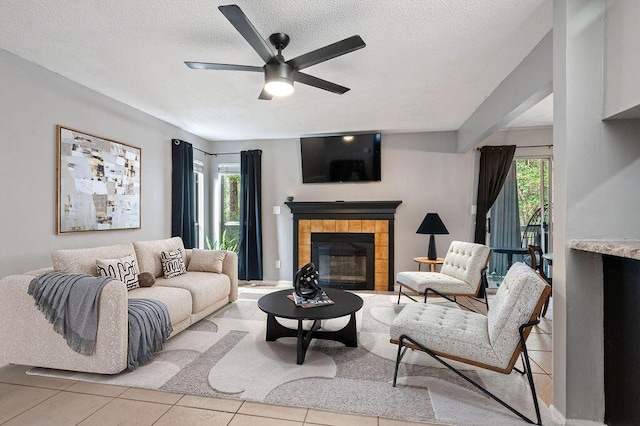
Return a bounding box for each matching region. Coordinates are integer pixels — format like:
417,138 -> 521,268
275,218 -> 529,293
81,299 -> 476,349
294,72 -> 350,94
286,35 -> 366,71
258,88 -> 273,100
185,62 -> 263,72
218,4 -> 275,64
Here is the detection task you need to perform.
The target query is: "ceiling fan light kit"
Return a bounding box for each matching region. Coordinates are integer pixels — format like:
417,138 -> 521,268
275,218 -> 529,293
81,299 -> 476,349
185,4 -> 365,100
264,61 -> 294,97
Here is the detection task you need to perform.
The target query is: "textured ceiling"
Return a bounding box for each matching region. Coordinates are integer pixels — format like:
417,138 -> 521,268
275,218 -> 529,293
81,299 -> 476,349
0,0 -> 553,141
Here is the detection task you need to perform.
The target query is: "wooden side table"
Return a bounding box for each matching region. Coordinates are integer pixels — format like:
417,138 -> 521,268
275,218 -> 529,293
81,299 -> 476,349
413,257 -> 445,272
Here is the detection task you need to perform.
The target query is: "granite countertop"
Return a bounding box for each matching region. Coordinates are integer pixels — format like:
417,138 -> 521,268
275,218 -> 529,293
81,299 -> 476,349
570,239 -> 640,261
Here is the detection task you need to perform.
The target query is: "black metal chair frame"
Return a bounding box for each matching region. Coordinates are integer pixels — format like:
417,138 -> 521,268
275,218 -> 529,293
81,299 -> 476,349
397,267 -> 490,313
528,245 -> 552,317
392,319 -> 542,425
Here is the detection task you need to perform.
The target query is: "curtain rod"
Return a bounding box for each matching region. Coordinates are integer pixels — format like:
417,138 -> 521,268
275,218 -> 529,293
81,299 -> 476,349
476,144 -> 553,150
193,146 -> 241,156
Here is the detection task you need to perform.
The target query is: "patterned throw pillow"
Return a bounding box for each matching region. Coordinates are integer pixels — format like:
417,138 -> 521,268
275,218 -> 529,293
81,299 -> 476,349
161,248 -> 187,279
96,254 -> 140,290
187,249 -> 226,273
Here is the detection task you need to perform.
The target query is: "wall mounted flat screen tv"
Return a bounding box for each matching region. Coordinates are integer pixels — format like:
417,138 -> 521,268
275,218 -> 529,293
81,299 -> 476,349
300,133 -> 381,183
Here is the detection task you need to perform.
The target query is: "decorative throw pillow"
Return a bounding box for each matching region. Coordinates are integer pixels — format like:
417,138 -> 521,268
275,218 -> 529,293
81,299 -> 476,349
96,254 -> 140,290
161,248 -> 187,279
138,272 -> 156,287
187,249 -> 226,273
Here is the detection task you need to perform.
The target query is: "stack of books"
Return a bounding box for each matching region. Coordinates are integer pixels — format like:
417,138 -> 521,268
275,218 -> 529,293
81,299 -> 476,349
287,290 -> 335,308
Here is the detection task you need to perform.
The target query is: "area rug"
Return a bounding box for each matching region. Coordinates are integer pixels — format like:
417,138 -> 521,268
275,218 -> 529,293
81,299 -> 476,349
29,287 -> 558,425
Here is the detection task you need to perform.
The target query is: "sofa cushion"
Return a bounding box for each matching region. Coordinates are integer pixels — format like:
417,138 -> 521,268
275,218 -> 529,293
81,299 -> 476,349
155,271 -> 231,314
161,248 -> 187,279
128,286 -> 191,327
133,237 -> 185,278
96,254 -> 140,290
187,249 -> 225,273
52,243 -> 136,276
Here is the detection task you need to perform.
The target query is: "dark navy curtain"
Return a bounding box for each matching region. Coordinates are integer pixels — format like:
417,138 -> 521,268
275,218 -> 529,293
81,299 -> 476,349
474,145 -> 516,244
239,150 -> 263,280
171,139 -> 196,249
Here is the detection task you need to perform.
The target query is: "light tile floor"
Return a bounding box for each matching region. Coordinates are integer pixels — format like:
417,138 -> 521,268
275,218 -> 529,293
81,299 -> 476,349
0,290 -> 553,425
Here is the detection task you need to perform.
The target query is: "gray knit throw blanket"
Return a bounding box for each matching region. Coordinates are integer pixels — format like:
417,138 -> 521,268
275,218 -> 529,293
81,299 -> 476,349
28,272 -> 113,355
127,298 -> 173,371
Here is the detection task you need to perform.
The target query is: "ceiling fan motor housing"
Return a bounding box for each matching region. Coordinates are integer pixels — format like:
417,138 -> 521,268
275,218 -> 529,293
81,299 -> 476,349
265,61 -> 294,85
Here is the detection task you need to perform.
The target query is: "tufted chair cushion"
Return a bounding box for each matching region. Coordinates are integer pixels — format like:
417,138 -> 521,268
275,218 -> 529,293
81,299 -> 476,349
396,271 -> 473,294
390,303 -> 499,367
486,262 -> 547,366
440,241 -> 491,289
396,241 -> 490,296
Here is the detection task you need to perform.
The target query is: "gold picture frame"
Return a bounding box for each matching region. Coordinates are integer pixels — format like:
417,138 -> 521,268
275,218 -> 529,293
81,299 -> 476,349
57,125 -> 141,233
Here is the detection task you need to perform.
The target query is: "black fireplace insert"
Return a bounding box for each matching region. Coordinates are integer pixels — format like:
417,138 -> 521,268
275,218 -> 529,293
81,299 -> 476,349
311,233 -> 375,290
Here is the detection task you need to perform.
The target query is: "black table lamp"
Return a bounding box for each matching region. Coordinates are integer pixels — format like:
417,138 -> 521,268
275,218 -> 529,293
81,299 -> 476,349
416,213 -> 449,260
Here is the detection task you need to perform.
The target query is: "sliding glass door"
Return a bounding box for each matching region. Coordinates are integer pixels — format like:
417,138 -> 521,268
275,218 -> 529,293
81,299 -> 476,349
488,156 -> 552,279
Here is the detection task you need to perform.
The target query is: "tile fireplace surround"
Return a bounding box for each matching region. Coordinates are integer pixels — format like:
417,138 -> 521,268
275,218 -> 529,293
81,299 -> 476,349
285,201 -> 402,291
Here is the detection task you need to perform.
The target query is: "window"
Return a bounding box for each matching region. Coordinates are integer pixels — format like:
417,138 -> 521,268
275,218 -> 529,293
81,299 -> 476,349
218,163 -> 240,251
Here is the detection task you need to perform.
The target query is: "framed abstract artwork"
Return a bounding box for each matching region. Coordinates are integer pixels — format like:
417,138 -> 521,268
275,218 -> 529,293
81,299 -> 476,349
57,126 -> 141,233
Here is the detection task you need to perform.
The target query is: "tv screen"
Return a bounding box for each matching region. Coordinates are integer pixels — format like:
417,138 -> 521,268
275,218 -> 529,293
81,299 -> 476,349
300,133 -> 381,183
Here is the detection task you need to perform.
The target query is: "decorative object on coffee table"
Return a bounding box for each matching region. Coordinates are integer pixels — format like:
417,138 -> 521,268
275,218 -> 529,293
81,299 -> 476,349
57,125 -> 141,233
294,262 -> 321,299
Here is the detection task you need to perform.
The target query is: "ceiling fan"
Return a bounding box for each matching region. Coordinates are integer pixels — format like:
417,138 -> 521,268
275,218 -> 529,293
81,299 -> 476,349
185,4 -> 366,100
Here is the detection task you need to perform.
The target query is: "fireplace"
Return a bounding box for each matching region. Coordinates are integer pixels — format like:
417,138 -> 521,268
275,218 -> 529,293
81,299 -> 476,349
312,233 -> 375,290
286,201 -> 402,291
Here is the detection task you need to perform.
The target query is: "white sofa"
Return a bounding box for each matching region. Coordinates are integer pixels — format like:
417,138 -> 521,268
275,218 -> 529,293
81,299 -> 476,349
0,237 -> 238,374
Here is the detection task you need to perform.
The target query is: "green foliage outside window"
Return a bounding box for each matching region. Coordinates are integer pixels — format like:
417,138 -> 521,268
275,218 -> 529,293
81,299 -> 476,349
515,159 -> 550,226
209,174 -> 240,253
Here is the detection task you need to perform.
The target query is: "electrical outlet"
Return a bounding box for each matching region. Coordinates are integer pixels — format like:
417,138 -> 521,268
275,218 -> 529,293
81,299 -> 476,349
275,260 -> 281,269
273,206 -> 281,215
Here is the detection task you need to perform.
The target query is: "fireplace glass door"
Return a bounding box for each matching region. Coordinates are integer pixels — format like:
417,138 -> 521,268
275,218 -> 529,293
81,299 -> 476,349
311,233 -> 374,290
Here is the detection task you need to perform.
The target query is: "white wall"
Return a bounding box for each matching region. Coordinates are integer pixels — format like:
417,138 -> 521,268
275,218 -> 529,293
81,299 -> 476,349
603,0 -> 640,119
0,49 -> 211,276
554,0 -> 640,421
212,132 -> 476,282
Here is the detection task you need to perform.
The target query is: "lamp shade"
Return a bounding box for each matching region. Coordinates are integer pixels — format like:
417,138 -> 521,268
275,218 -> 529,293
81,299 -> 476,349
416,213 -> 449,235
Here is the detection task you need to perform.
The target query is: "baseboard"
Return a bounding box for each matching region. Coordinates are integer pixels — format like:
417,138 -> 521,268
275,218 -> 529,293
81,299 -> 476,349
239,280 -> 292,287
551,405 -> 606,425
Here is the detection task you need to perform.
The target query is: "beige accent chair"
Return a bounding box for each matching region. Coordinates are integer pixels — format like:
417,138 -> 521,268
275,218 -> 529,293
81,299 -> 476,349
396,241 -> 491,311
390,262 -> 551,425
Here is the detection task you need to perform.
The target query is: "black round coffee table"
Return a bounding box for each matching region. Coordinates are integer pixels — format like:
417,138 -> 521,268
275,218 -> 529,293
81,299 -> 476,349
257,288 -> 364,364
